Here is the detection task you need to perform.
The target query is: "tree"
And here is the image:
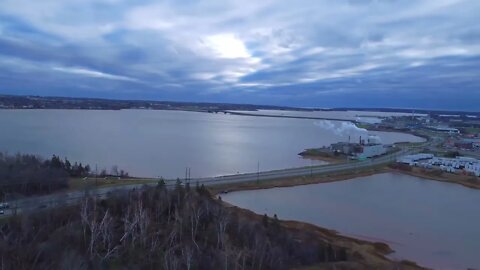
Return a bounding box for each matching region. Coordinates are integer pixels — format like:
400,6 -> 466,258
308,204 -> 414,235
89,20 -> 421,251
111,166 -> 119,177
262,214 -> 269,227
50,155 -> 63,169
64,158 -> 72,172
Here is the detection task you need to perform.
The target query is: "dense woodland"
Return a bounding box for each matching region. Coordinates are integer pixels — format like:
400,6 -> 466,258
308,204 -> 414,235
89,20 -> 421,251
0,153 -> 126,198
0,183 -> 348,269
0,153 -> 72,197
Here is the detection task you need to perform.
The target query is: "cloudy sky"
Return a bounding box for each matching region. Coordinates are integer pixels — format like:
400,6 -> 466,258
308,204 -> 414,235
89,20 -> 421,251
0,0 -> 479,110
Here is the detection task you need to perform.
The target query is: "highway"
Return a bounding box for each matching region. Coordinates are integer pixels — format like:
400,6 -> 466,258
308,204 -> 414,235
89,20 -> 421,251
1,146 -> 421,218
224,110 -> 359,123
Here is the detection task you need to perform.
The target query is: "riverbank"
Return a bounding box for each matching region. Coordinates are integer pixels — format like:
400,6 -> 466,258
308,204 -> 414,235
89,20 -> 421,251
390,166 -> 480,190
298,148 -> 347,164
210,165 -> 389,194
221,198 -> 426,270
210,164 -> 480,270
210,161 -> 479,195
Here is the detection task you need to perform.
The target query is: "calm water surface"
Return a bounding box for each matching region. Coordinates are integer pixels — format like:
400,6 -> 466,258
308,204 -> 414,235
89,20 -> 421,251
222,173 -> 480,270
0,110 -> 423,178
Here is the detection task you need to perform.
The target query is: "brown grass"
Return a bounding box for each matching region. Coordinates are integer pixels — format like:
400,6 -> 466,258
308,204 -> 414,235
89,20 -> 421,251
209,166 -> 388,195
67,177 -> 156,191
392,167 -> 480,190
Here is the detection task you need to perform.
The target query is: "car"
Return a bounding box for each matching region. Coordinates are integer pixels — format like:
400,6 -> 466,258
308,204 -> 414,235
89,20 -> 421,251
0,202 -> 9,209
0,210 -> 4,215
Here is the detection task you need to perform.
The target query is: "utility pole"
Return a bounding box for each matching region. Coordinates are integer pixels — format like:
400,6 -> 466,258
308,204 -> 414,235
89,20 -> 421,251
95,164 -> 98,187
310,159 -> 313,177
257,161 -> 260,184
185,167 -> 191,183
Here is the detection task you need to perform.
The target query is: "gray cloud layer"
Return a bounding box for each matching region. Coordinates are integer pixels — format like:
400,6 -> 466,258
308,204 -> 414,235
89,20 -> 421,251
0,0 -> 479,110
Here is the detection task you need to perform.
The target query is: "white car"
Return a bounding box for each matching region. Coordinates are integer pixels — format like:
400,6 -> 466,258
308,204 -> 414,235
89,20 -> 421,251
0,210 -> 4,215
0,202 -> 9,209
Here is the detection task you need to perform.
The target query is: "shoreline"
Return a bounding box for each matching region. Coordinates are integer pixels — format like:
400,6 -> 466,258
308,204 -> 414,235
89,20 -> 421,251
390,166 -> 480,190
299,152 -> 347,164
210,163 -> 479,195
209,166 -> 478,270
209,166 -> 388,194
220,194 -> 426,270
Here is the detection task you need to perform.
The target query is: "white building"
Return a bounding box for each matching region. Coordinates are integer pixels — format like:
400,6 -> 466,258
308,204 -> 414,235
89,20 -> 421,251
397,154 -> 480,177
397,153 -> 434,164
428,126 -> 460,134
355,144 -> 387,159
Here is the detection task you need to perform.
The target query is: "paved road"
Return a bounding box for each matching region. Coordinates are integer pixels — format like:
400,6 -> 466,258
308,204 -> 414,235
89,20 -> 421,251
1,146 -> 422,217
224,110 -> 359,123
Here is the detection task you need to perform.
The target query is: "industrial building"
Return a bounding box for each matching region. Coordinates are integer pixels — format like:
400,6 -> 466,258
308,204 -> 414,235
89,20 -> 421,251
330,135 -> 387,159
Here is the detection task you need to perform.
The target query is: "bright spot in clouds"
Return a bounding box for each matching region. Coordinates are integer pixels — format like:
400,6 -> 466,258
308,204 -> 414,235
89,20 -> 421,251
0,0 -> 479,110
204,33 -> 250,59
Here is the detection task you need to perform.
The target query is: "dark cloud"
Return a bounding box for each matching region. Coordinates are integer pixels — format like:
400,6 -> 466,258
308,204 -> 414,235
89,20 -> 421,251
0,0 -> 479,110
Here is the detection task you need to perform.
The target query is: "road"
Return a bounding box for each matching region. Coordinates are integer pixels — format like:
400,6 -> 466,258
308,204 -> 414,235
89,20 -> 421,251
224,110 -> 359,123
1,146 -> 422,217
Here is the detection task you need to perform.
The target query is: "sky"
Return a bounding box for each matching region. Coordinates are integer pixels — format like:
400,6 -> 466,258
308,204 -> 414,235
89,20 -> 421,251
0,0 -> 479,110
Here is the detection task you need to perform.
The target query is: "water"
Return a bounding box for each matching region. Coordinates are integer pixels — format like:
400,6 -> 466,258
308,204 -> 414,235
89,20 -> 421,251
222,173 -> 480,270
0,110 -> 423,178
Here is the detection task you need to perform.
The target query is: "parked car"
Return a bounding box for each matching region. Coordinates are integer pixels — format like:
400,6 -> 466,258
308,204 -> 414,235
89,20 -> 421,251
0,210 -> 4,215
0,202 -> 9,209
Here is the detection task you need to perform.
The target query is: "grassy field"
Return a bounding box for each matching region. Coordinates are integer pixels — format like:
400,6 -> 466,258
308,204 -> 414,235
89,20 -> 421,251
464,127 -> 480,134
68,177 -> 157,191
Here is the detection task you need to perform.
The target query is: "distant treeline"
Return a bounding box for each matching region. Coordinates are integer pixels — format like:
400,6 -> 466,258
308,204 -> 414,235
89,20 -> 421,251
0,183 -> 348,269
0,153 -> 127,198
0,94 -> 301,111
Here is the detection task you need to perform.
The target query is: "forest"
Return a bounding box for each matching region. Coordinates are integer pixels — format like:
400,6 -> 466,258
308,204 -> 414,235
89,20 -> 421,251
0,182 -> 348,269
0,153 -> 72,197
0,153 -> 126,199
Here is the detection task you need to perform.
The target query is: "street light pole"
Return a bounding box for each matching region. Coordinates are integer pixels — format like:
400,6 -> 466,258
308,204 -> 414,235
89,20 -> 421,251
310,159 -> 313,177
95,164 -> 98,187
257,161 -> 260,183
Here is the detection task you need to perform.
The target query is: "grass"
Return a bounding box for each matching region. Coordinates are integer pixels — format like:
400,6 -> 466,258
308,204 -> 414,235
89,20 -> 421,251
210,165 -> 388,195
68,177 -> 157,191
397,167 -> 480,190
464,127 -> 480,134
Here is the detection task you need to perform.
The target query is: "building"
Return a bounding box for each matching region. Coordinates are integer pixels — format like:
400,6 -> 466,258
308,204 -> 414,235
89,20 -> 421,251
330,135 -> 386,159
474,142 -> 480,150
330,142 -> 362,155
355,143 -> 387,159
398,154 -> 480,177
397,153 -> 434,164
427,126 -> 460,134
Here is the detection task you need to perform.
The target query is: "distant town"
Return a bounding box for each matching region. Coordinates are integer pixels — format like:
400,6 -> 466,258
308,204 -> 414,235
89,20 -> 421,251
0,94 -> 300,112
1,94 -> 479,117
